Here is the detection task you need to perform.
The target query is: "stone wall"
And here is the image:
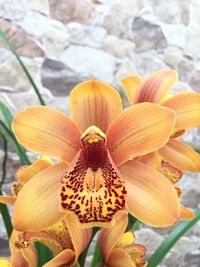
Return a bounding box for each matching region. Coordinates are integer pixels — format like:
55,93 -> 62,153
0,0 -> 200,266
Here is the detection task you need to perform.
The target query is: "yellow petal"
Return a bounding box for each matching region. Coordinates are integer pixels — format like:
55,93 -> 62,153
99,211 -> 128,262
107,248 -> 135,267
138,151 -> 162,171
161,161 -> 183,184
127,70 -> 178,104
13,163 -> 68,231
107,103 -> 175,166
159,139 -> 200,172
119,160 -> 181,227
16,156 -> 53,184
43,249 -> 75,267
162,92 -> 200,129
0,195 -> 16,205
121,75 -> 142,104
181,205 -> 195,220
12,106 -> 81,163
70,80 -> 122,132
65,213 -> 92,260
0,258 -> 12,267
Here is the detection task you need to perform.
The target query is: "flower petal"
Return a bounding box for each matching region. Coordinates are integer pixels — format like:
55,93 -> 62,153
13,163 -> 68,231
70,80 -> 122,132
12,106 -> 81,163
159,139 -> 200,172
0,258 -> 12,267
16,156 -> 53,184
123,70 -> 178,104
65,212 -> 92,260
99,211 -> 128,262
162,92 -> 200,129
121,75 -> 142,104
181,205 -> 195,220
119,160 -> 181,227
60,150 -> 126,228
107,103 -> 175,166
0,195 -> 16,205
43,249 -> 75,267
107,248 -> 135,267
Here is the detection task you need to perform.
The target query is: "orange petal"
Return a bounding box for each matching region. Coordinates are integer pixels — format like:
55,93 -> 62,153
137,151 -> 162,171
99,211 -> 128,262
65,213 -> 92,260
131,70 -> 178,104
121,75 -> 142,104
181,205 -> 195,220
107,248 -> 135,267
119,160 -> 181,227
13,163 -> 68,231
70,80 -> 122,132
43,249 -> 75,267
159,139 -> 200,172
0,195 -> 16,205
107,103 -> 175,166
161,161 -> 183,184
16,156 -> 53,184
162,92 -> 200,129
60,150 -> 126,228
12,106 -> 81,163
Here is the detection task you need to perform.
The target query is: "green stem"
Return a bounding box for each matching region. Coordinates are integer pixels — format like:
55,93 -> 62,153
148,209 -> 200,267
79,227 -> 99,267
0,134 -> 12,237
0,30 -> 46,106
0,120 -> 30,165
90,239 -> 101,267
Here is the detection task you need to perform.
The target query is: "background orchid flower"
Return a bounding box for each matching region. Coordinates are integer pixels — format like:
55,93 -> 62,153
99,212 -> 147,267
121,70 -> 200,172
12,80 -> 180,231
138,152 -> 195,221
0,156 -> 53,205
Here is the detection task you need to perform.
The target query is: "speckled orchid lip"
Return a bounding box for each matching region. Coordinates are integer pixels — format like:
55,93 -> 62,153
122,70 -> 200,172
11,80 -> 181,231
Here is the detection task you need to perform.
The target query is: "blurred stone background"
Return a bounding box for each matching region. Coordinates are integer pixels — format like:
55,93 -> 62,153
0,0 -> 200,266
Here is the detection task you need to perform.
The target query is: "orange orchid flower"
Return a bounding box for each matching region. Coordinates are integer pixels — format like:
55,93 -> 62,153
99,212 -> 147,267
0,157 -> 92,267
12,80 -> 180,231
121,70 -> 200,172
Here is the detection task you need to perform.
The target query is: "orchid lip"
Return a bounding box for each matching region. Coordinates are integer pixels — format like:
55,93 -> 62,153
60,126 -> 127,226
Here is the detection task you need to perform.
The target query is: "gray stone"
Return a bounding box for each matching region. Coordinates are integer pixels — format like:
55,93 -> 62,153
164,47 -> 182,67
67,23 -> 107,48
183,251 -> 200,267
0,0 -> 27,21
189,70 -> 200,93
161,23 -> 187,48
103,35 -> 135,58
41,58 -> 90,96
0,19 -> 44,58
26,0 -> 49,14
132,51 -> 168,77
130,17 -> 167,52
176,58 -> 195,82
60,45 -> 117,83
49,0 -> 95,24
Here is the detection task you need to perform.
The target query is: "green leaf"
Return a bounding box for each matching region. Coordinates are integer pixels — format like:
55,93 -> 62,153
0,100 -> 13,130
148,209 -> 200,267
0,30 -> 46,106
90,240 -> 101,267
35,242 -> 53,267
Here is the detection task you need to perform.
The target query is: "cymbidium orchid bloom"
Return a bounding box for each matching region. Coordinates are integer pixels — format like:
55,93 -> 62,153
99,212 -> 147,267
0,157 -> 92,267
121,70 -> 200,172
12,80 -> 181,231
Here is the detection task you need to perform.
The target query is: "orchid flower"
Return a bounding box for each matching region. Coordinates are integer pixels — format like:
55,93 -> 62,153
12,80 -> 180,231
0,157 -> 92,267
99,212 -> 147,267
121,70 -> 200,172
